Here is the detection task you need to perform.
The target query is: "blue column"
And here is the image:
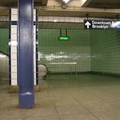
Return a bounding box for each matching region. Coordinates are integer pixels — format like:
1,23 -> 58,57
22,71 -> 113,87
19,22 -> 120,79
18,0 -> 34,108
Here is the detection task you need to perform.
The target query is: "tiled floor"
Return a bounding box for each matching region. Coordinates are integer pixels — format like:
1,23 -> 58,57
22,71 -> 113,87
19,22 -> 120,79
1,73 -> 120,120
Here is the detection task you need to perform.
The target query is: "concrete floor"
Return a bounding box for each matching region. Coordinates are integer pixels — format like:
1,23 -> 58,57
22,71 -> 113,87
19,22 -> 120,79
1,73 -> 120,120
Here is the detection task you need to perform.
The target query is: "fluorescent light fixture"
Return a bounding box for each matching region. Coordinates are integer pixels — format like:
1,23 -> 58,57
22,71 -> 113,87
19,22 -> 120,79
63,0 -> 70,3
8,42 -> 11,46
0,54 -> 6,58
53,20 -> 58,22
9,41 -> 18,46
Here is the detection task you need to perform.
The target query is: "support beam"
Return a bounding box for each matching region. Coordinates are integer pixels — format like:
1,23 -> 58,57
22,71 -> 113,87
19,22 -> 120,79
37,7 -> 120,18
0,8 -> 8,16
18,0 -> 34,108
41,0 -> 48,6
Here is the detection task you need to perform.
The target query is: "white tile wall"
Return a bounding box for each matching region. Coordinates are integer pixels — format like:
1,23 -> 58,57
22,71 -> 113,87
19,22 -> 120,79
11,27 -> 17,34
11,9 -> 18,15
74,17 -> 79,22
43,16 -> 49,21
34,73 -> 36,85
34,32 -> 36,41
11,47 -> 17,53
11,54 -> 17,60
11,60 -> 17,66
11,9 -> 18,21
48,16 -> 53,21
33,23 -> 37,85
10,21 -> 17,85
39,16 -> 42,21
34,47 -> 36,54
11,80 -> 17,85
11,15 -> 18,21
11,73 -> 17,79
10,8 -> 37,85
11,67 -> 17,72
38,16 -> 84,22
59,17 -> 64,22
10,41 -> 17,46
33,26 -> 36,33
33,9 -> 36,21
38,16 -> 114,23
11,34 -> 17,40
38,16 -> 113,23
64,17 -> 68,22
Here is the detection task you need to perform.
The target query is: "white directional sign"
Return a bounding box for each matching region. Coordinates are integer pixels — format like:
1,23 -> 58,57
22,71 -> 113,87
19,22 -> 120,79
84,20 -> 120,29
85,21 -> 91,29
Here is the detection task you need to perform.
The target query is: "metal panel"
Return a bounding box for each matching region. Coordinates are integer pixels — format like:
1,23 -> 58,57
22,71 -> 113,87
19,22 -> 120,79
18,0 -> 34,108
38,22 -> 84,29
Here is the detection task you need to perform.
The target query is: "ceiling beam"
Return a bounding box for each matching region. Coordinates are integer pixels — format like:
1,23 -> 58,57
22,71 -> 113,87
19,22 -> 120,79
41,0 -> 48,6
38,7 -> 120,18
80,0 -> 92,7
38,6 -> 120,14
88,3 -> 120,9
0,8 -> 8,16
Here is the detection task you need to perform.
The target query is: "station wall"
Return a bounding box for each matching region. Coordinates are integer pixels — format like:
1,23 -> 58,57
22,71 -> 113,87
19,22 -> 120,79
0,28 -> 120,76
39,29 -> 91,73
91,30 -> 120,74
0,29 -> 9,80
39,29 -> 120,74
0,29 -> 8,55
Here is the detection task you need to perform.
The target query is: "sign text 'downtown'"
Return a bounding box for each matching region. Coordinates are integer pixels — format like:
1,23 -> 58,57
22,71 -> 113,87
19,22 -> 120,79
84,20 -> 120,29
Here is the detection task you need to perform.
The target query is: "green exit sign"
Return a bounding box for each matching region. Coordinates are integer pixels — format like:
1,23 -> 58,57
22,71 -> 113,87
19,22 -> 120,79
58,36 -> 69,40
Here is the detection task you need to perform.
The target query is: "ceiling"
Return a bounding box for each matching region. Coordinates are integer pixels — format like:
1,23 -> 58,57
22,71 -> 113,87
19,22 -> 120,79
87,0 -> 120,9
39,9 -> 120,18
0,0 -> 48,7
0,0 -> 120,9
0,0 -> 119,18
0,0 -> 119,30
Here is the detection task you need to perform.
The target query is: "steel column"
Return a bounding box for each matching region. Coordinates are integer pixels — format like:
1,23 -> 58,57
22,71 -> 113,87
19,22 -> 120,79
18,0 -> 34,108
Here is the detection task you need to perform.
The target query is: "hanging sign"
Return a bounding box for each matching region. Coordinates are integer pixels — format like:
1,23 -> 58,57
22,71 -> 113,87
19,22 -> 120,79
58,36 -> 69,40
84,20 -> 120,29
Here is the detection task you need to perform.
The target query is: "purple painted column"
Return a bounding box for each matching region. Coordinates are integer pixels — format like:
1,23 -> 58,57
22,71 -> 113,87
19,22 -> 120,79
18,0 -> 34,108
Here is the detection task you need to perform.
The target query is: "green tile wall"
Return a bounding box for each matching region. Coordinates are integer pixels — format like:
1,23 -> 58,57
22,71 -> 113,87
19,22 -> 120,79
0,29 -> 9,54
0,27 -> 119,75
90,30 -> 120,74
39,29 -> 91,73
